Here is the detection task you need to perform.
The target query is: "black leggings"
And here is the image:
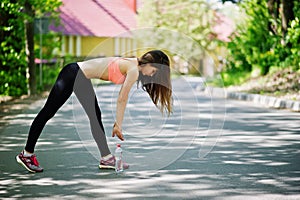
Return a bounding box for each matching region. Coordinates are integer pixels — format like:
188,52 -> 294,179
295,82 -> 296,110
25,63 -> 111,157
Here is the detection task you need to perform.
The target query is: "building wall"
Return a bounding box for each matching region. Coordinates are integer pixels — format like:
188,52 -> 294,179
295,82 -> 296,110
61,36 -> 137,58
81,37 -> 113,57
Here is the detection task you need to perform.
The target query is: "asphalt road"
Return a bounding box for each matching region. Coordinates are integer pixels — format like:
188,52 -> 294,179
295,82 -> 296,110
0,77 -> 299,199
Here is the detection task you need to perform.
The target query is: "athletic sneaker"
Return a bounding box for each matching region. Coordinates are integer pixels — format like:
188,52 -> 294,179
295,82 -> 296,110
99,155 -> 129,170
16,151 -> 43,173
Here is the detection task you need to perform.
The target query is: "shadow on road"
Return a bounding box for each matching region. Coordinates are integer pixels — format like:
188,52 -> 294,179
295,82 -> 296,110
0,78 -> 299,199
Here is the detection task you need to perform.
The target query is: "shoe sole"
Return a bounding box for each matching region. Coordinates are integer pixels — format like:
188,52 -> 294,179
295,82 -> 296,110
98,164 -> 115,170
16,155 -> 38,173
98,164 -> 129,170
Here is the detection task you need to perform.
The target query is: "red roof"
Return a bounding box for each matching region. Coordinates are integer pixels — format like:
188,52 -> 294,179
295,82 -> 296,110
51,0 -> 137,37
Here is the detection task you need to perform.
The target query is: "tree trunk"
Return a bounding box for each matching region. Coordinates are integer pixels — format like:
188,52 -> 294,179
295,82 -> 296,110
281,0 -> 294,37
267,0 -> 280,35
24,0 -> 36,95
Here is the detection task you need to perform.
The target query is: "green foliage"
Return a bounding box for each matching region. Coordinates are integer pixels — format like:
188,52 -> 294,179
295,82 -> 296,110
221,71 -> 251,86
223,0 -> 300,86
36,62 -> 61,92
225,0 -> 275,76
0,1 -> 27,96
281,17 -> 300,70
34,32 -> 62,60
0,0 -> 62,97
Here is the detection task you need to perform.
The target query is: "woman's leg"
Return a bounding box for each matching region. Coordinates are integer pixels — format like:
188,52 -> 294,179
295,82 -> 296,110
73,70 -> 111,157
25,63 -> 79,153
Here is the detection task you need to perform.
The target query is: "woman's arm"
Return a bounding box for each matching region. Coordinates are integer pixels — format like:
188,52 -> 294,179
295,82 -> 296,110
112,66 -> 139,141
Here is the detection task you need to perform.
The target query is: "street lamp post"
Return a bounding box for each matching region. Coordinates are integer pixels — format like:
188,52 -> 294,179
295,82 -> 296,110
34,17 -> 49,87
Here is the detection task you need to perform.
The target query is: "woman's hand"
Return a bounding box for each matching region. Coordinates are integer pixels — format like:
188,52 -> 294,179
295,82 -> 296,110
112,123 -> 124,141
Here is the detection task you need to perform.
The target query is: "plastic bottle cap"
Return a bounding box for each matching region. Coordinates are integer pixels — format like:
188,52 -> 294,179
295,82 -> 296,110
117,144 -> 121,147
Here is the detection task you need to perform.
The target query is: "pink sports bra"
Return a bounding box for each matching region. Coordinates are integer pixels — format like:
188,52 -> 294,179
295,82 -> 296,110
107,58 -> 126,84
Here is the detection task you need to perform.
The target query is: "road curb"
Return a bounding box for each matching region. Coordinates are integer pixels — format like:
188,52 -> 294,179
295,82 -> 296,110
204,87 -> 300,112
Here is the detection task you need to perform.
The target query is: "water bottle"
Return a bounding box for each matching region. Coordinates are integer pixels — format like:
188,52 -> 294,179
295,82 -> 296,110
115,144 -> 123,173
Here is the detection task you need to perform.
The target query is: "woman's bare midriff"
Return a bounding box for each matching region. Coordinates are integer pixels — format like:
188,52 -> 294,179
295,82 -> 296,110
77,57 -> 111,80
77,57 -> 138,80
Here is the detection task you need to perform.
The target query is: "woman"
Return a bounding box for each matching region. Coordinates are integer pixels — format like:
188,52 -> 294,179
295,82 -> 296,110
16,50 -> 172,173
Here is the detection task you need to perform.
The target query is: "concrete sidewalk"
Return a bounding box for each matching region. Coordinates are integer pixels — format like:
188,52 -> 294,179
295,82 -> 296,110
185,76 -> 300,112
204,87 -> 300,112
0,77 -> 300,199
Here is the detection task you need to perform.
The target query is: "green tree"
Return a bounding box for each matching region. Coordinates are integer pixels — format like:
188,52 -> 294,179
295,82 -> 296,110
224,0 -> 299,81
138,0 -> 218,74
0,0 -> 61,96
227,0 -> 274,76
1,1 -> 27,96
23,0 -> 61,95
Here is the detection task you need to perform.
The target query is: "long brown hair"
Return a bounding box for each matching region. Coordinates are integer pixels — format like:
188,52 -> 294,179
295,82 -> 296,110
137,50 -> 172,115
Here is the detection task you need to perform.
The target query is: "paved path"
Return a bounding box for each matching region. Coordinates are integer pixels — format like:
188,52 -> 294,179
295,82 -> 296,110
0,77 -> 299,199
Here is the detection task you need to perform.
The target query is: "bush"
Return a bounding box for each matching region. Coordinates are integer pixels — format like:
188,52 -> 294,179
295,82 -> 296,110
284,17 -> 300,70
0,1 -> 28,96
223,0 -> 300,86
221,70 -> 251,86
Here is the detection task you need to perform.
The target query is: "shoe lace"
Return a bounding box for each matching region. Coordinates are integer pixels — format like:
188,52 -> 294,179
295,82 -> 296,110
31,155 -> 40,166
